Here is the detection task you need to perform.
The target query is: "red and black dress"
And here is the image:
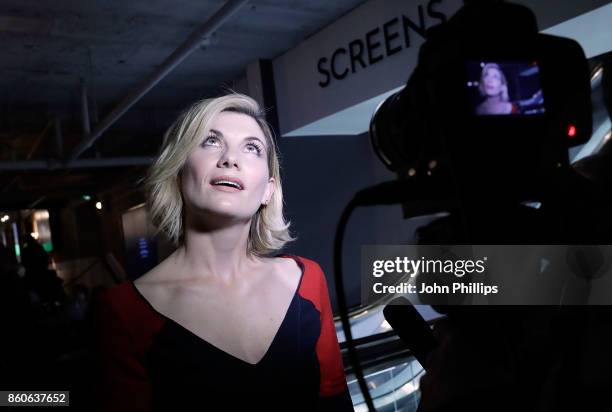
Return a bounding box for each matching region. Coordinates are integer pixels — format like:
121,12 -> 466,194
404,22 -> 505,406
94,254 -> 353,411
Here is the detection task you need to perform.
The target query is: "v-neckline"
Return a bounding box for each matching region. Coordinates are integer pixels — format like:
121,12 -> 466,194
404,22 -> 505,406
129,254 -> 305,366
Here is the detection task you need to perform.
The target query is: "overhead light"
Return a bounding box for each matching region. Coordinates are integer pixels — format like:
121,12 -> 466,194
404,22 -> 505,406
95,202 -> 102,210
34,210 -> 49,219
82,195 -> 91,201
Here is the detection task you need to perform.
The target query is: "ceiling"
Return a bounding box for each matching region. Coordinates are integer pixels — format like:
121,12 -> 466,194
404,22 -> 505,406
1,0 -> 610,211
0,0 -> 367,209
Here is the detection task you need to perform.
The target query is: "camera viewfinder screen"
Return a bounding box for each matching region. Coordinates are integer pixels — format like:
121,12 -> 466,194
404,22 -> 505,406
467,61 -> 545,116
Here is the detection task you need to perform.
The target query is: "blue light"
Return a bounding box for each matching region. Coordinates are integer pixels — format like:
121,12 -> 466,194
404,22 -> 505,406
138,237 -> 150,259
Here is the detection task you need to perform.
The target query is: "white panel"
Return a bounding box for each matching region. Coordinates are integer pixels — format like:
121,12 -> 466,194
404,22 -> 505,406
274,0 -> 462,136
274,0 -> 612,137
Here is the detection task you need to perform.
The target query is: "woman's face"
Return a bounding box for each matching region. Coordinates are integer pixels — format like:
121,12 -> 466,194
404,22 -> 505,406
482,67 -> 504,97
180,111 -> 274,223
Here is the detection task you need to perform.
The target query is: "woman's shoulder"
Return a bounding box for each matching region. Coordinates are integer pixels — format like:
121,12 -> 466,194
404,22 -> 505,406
93,283 -> 136,339
95,279 -> 163,328
97,281 -> 136,309
95,280 -> 166,349
277,254 -> 328,286
278,253 -> 323,273
95,282 -> 135,325
279,254 -> 331,305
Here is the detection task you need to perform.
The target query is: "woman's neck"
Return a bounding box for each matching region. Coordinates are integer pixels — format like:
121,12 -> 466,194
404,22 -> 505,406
487,94 -> 503,104
178,214 -> 259,284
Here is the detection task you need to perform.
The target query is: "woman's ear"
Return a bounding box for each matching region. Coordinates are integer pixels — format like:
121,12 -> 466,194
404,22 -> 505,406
263,177 -> 275,205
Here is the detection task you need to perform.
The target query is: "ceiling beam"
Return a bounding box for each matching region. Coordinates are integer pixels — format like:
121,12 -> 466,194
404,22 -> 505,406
67,0 -> 249,164
0,157 -> 154,171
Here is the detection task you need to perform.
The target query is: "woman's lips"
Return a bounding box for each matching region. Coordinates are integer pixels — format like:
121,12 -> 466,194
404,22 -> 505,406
210,175 -> 245,190
210,183 -> 242,193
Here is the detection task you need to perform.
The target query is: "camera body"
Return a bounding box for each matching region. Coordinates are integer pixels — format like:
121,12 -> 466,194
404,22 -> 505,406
370,1 -> 592,214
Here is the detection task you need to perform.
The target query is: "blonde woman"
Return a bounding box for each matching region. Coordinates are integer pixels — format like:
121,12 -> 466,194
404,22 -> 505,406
476,63 -> 519,115
94,93 -> 353,411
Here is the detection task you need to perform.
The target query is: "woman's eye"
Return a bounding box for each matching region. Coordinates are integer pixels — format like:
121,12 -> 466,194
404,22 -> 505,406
245,143 -> 263,155
202,135 -> 220,146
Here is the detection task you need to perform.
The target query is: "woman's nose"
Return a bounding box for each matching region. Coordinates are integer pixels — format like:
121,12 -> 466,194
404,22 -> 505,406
217,150 -> 239,169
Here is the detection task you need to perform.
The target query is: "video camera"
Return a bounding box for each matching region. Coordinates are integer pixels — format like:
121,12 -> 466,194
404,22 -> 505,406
370,0 -> 592,216
338,3 -> 601,410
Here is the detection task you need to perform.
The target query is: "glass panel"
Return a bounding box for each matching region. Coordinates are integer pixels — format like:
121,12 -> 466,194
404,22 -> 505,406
348,356 -> 424,412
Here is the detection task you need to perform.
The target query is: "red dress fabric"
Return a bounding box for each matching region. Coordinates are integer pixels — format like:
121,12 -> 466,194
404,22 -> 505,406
93,255 -> 353,411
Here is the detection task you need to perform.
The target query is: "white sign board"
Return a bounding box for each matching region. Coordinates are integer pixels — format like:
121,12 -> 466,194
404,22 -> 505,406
273,0 -> 612,137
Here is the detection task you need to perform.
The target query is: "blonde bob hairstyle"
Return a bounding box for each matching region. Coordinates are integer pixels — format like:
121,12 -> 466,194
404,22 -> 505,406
479,63 -> 509,101
144,93 -> 295,257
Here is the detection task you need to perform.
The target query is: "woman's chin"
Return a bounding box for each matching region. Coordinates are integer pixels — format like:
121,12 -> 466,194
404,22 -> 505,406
193,204 -> 253,222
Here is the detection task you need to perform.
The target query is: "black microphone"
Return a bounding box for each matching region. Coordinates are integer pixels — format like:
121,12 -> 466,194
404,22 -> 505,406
383,297 -> 438,368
